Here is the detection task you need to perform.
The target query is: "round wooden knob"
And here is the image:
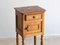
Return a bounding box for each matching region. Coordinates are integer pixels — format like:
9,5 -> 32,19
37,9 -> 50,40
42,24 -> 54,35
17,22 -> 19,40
33,16 -> 35,19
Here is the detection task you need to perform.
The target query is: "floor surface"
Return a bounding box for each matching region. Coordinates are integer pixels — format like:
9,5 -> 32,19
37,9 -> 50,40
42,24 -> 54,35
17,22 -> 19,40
0,36 -> 60,45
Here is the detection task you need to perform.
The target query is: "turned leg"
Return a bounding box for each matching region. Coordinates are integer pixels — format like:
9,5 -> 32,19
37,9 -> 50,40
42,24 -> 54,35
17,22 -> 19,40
34,36 -> 36,45
41,35 -> 44,45
16,32 -> 19,45
22,37 -> 25,45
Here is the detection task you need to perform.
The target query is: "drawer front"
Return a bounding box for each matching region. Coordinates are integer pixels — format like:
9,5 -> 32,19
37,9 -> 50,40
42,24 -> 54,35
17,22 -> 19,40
25,14 -> 41,21
23,21 -> 41,32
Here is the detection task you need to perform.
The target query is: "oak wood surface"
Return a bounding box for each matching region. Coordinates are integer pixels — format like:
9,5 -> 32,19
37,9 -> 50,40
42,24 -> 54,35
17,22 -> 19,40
15,6 -> 45,15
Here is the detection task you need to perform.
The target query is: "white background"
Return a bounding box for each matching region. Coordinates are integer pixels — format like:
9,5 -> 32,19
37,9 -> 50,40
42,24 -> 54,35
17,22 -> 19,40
0,0 -> 60,38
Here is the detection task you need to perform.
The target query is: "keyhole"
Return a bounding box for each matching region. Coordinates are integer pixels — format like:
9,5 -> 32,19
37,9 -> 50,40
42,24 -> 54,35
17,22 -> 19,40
38,24 -> 39,30
25,25 -> 29,31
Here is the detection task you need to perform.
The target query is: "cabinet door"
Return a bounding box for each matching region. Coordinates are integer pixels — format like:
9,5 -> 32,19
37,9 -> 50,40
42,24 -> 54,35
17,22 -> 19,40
23,21 -> 41,33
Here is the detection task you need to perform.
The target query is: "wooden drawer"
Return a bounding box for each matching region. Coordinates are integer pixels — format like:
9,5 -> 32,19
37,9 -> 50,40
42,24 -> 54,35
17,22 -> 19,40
25,14 -> 41,21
